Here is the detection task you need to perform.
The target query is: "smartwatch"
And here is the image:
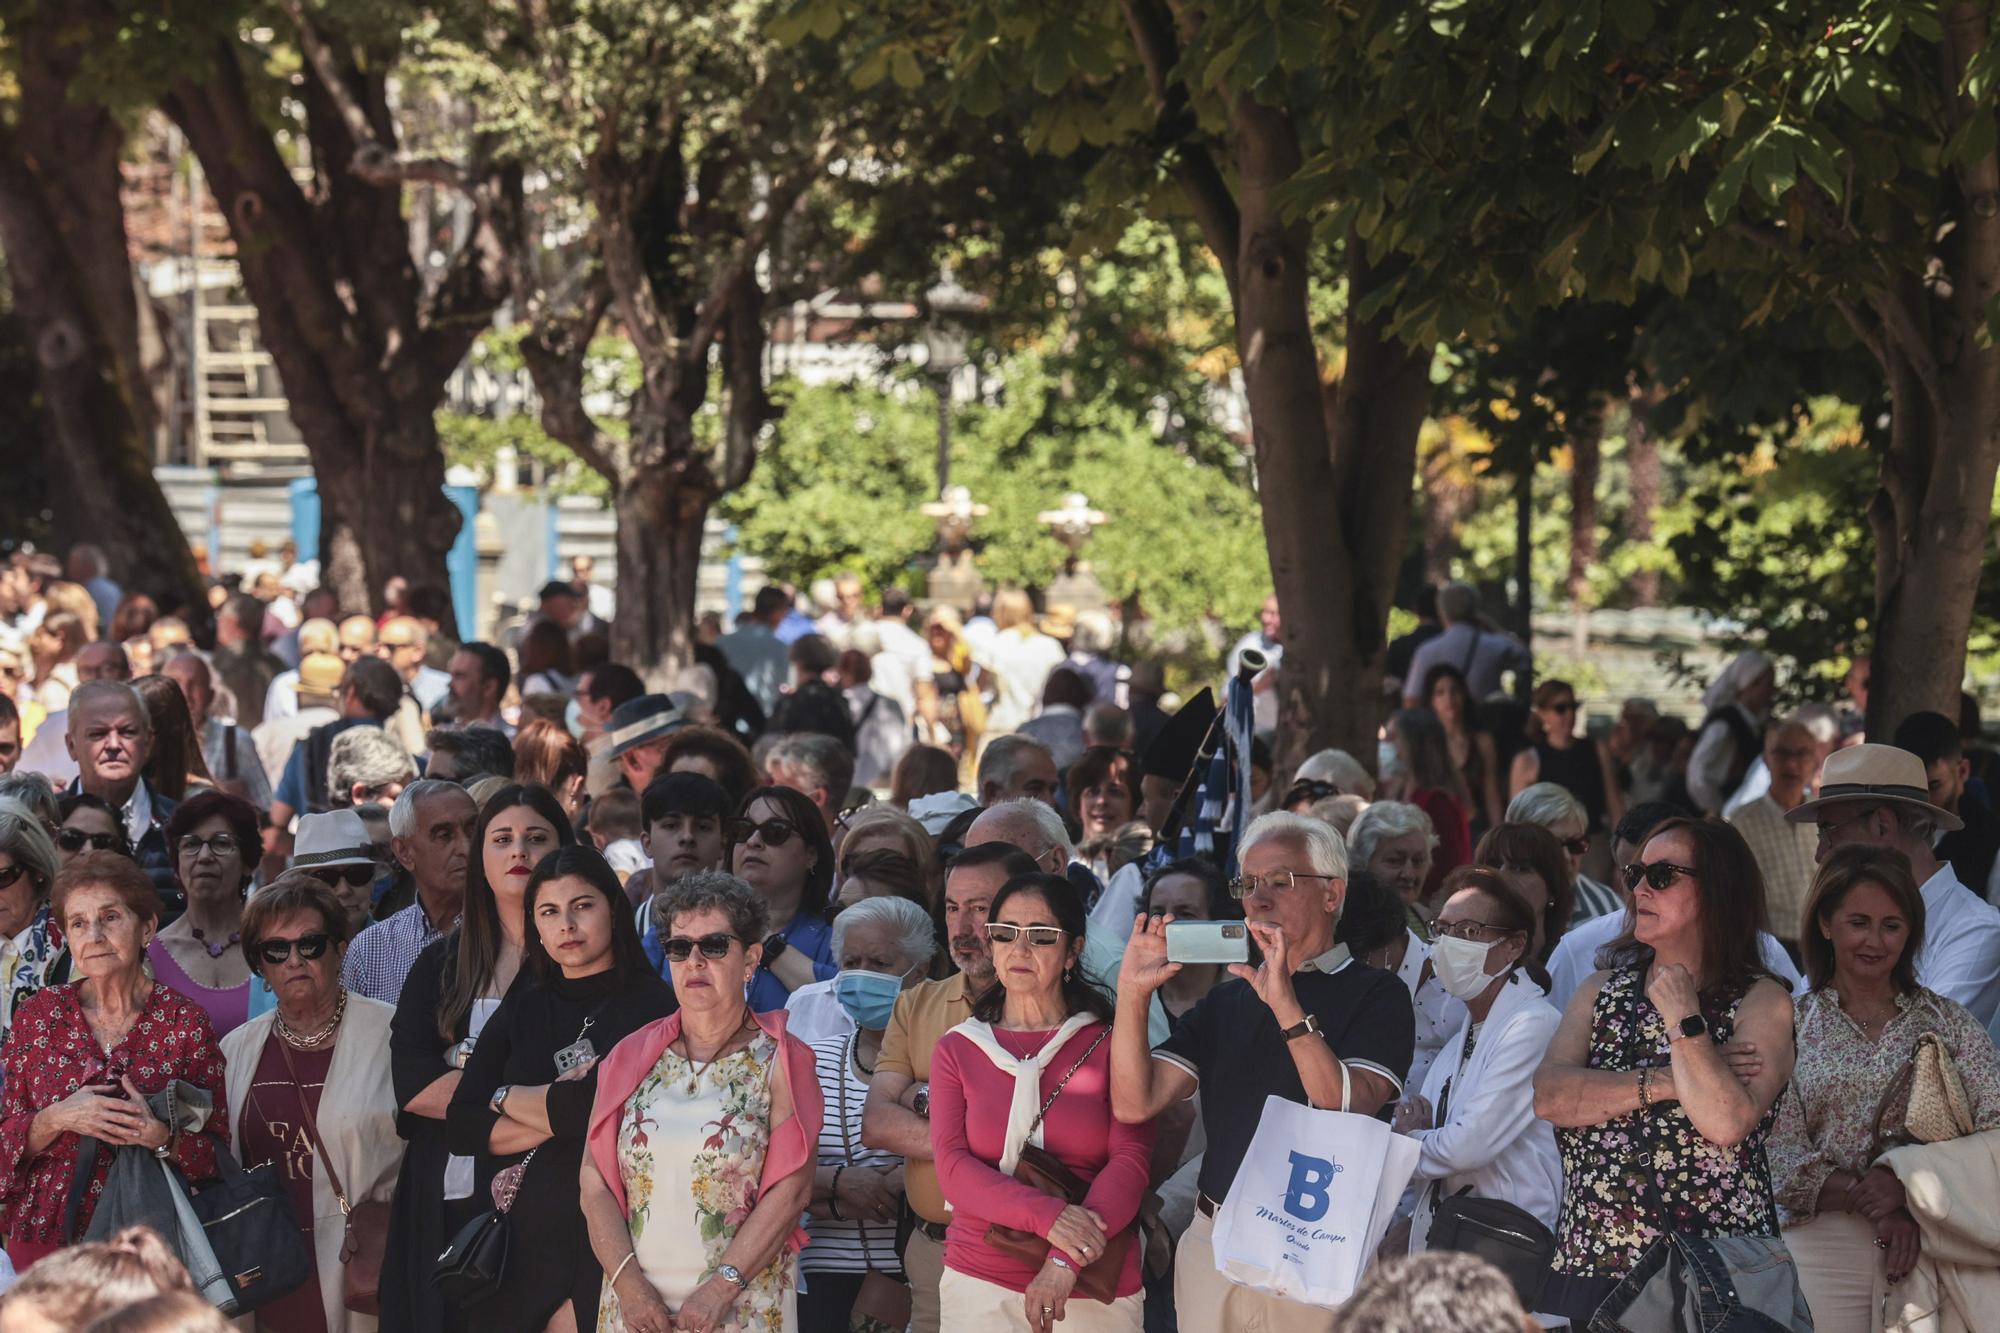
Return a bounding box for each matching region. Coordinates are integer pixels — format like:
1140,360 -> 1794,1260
1280,1013 -> 1322,1043
489,1084 -> 512,1114
761,933 -> 789,968
1672,1014 -> 1709,1043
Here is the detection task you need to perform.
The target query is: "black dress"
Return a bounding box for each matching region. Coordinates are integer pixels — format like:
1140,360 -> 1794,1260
445,966 -> 679,1330
380,937 -> 528,1333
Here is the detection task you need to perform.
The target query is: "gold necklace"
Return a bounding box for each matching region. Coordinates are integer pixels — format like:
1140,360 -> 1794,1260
276,989 -> 347,1049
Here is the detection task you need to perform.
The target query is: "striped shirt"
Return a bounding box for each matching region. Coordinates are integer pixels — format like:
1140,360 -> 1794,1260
341,901 -> 452,1005
801,1032 -> 904,1276
1569,873 -> 1624,926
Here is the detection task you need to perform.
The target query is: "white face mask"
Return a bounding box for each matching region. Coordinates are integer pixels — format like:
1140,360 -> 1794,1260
1430,933 -> 1503,1001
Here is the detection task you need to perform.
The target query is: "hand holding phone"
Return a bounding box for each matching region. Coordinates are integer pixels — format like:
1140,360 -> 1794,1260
1165,920 -> 1251,966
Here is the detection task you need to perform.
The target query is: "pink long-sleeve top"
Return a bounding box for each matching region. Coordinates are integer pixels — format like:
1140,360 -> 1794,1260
929,1021 -> 1154,1297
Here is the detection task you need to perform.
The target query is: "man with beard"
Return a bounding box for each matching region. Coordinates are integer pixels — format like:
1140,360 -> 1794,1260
341,779 -> 477,1002
862,842 -> 1041,1333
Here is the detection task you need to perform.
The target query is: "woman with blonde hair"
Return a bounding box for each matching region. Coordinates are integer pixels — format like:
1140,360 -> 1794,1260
922,608 -> 986,762
833,805 -> 932,902
982,591 -> 1063,738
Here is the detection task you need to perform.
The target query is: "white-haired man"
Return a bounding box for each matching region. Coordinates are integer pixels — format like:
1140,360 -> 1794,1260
343,778 -> 477,1002
1112,811 -> 1416,1332
974,733 -> 1058,809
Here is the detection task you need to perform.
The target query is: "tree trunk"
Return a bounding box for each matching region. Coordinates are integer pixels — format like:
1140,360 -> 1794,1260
611,458 -> 712,692
0,13 -> 205,620
1625,383 -> 1661,608
1565,396 -> 1604,654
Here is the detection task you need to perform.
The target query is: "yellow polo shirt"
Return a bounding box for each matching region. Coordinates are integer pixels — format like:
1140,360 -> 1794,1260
875,971 -> 975,1224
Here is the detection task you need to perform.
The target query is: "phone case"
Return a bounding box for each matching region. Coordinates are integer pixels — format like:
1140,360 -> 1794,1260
1165,920 -> 1251,965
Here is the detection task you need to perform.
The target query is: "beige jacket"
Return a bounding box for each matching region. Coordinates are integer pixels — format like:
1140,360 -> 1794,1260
221,994 -> 404,1333
1881,1129 -> 2000,1333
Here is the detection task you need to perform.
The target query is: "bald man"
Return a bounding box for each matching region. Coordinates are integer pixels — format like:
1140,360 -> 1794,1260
162,651 -> 271,808
377,615 -> 450,714
17,639 -> 130,784
263,616 -> 341,723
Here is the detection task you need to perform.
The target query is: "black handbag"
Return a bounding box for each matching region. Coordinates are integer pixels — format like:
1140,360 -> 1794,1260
432,1147 -> 536,1305
190,1152 -> 317,1316
1427,1188 -> 1555,1310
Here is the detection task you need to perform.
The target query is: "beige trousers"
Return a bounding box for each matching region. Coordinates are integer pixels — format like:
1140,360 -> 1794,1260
937,1268 -> 1143,1332
1173,1208 -> 1342,1333
1787,1211 -> 1887,1333
905,1225 -> 946,1333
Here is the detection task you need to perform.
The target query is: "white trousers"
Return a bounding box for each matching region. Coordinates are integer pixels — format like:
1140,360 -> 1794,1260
937,1268 -> 1142,1332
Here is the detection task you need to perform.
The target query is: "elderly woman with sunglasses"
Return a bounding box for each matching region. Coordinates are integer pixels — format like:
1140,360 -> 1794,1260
0,800 -> 65,1066
147,790 -> 261,1037
220,873 -> 403,1333
930,871 -> 1153,1333
728,785 -> 839,1013
1532,817 -> 1796,1325
582,871 -> 821,1333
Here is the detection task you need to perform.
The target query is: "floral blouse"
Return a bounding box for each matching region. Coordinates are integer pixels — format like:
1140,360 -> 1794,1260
0,903 -> 67,1037
1768,986 -> 2000,1225
1553,966 -> 1781,1277
0,982 -> 229,1244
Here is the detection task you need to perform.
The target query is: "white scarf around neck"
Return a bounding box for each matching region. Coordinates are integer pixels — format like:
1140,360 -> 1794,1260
951,1012 -> 1098,1174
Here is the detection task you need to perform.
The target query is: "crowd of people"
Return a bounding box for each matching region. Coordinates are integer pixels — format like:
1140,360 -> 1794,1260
0,545 -> 1992,1332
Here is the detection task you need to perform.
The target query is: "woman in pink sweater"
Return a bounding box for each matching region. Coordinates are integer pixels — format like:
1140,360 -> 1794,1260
930,871 -> 1153,1333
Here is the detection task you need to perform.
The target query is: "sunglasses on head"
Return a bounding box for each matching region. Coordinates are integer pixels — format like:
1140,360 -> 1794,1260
311,863 -> 376,890
1622,860 -> 1697,893
663,933 -> 740,962
257,933 -> 331,966
728,817 -> 799,847
58,828 -> 127,855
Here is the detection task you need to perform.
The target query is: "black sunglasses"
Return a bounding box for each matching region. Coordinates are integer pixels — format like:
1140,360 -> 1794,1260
257,933 -> 331,966
58,828 -> 127,855
311,864 -> 376,890
0,864 -> 37,891
663,933 -> 741,962
1560,835 -> 1592,857
727,817 -> 799,847
1622,860 -> 1698,893
1547,700 -> 1579,714
1283,779 -> 1341,806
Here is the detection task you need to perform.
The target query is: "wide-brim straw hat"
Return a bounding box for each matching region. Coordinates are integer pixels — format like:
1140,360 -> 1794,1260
1784,742 -> 1963,831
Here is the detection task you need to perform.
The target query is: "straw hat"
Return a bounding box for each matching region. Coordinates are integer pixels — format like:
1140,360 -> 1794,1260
1783,743 -> 1963,831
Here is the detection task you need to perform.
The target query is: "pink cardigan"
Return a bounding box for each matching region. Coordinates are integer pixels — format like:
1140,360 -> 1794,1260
586,1008 -> 824,1252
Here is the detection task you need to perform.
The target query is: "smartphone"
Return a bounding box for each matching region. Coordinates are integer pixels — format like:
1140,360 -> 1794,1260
1165,919 -> 1251,966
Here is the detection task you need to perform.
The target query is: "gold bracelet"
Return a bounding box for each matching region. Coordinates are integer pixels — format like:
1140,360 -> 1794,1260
611,1251 -> 637,1286
1637,1066 -> 1652,1115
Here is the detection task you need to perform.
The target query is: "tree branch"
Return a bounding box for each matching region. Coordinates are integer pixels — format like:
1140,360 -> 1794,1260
1118,0 -> 1242,294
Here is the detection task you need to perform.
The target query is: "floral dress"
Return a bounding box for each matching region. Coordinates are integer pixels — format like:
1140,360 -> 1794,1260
1552,966 -> 1781,1277
598,1030 -> 795,1333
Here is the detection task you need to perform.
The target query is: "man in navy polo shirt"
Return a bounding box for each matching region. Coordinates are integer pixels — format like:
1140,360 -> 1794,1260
1110,811 -> 1415,1330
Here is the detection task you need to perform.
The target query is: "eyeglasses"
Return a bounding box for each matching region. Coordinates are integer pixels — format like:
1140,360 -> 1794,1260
1282,780 -> 1340,807
663,933 -> 740,961
176,833 -> 241,859
983,923 -> 1068,947
58,828 -> 127,855
1560,836 -> 1592,857
1622,860 -> 1698,893
1434,918 -> 1514,942
1815,809 -> 1875,844
310,863 -> 376,889
728,817 -> 799,847
1546,700 -> 1579,715
0,864 -> 35,891
1227,870 -> 1337,900
257,933 -> 331,966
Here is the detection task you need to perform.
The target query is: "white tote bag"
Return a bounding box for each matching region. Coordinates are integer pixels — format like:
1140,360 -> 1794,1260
1207,1094 -> 1421,1308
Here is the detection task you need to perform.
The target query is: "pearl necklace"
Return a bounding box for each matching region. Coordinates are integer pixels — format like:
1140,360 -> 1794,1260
276,989 -> 347,1049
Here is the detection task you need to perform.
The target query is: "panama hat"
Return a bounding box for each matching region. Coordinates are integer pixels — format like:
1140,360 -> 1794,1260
1783,743 -> 1963,831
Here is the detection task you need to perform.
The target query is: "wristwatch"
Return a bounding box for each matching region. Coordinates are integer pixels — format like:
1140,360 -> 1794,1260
1279,1013 -> 1322,1043
912,1085 -> 931,1119
761,933 -> 789,968
715,1263 -> 748,1290
489,1084 -> 512,1114
1672,1014 -> 1709,1043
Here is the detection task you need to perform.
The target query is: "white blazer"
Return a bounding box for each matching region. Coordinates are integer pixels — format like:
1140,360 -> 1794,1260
1407,970 -> 1564,1251
221,993 -> 405,1333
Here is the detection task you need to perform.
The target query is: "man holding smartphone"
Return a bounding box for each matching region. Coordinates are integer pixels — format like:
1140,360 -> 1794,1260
1110,811 -> 1415,1330
862,843 -> 1042,1333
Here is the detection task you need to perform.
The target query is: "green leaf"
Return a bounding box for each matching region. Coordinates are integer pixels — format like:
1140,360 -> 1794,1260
1604,0 -> 1652,41
1704,145 -> 1754,225
1574,119 -> 1617,174
889,48 -> 922,89
1652,96 -> 1724,175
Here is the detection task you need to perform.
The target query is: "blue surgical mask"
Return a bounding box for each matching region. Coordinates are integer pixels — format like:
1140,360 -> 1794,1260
564,697 -> 585,739
835,969 -> 906,1030
1378,738 -> 1404,782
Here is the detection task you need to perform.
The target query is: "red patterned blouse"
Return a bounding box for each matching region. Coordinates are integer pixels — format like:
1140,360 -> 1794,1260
0,981 -> 229,1244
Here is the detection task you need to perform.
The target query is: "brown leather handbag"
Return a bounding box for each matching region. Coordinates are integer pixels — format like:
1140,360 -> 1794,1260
276,1036 -> 391,1314
981,1029 -> 1134,1304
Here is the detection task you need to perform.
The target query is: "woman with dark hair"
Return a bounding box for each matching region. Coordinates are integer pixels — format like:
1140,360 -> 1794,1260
1337,854 -> 1463,1098
1395,869 -> 1562,1282
513,717 -> 588,818
1531,816 -> 1796,1325
1473,821 -> 1574,961
56,793 -> 132,865
1066,749 -> 1135,881
1510,679 -> 1622,835
133,675 -> 212,802
108,593 -> 159,648
1423,664 -> 1504,835
1768,845 -> 2000,1329
730,784 -> 838,1012
931,872 -> 1154,1332
1137,858 -> 1237,1024
381,783 -> 575,1333
889,745 -> 958,811
447,845 -> 676,1331
661,726 -> 761,809
149,790 -> 261,1035
517,619 -> 577,698
1383,709 -> 1472,900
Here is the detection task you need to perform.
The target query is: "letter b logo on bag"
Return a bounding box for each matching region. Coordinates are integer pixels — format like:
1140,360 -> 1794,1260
1282,1151 -> 1342,1221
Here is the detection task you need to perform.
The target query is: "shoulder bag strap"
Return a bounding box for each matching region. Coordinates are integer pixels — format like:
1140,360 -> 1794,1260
273,1033 -> 352,1215
1025,1026 -> 1111,1140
